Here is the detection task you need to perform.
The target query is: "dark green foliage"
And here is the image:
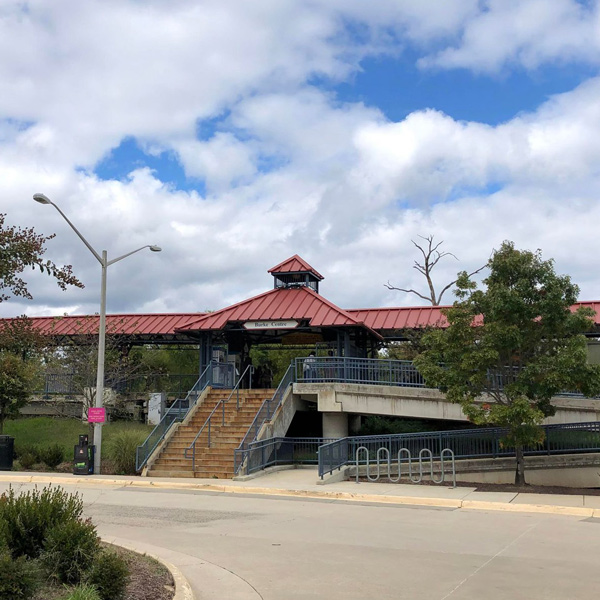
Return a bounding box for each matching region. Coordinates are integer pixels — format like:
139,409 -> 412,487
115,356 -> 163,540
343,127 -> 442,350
0,551 -> 39,600
106,430 -> 147,475
15,443 -> 41,462
86,550 -> 130,600
0,352 -> 35,434
415,241 -> 600,484
40,443 -> 65,469
0,486 -> 83,559
17,446 -> 39,469
359,416 -> 438,436
42,518 -> 99,584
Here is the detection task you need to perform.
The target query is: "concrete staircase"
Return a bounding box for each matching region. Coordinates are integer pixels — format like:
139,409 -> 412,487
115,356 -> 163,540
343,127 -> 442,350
146,388 -> 273,479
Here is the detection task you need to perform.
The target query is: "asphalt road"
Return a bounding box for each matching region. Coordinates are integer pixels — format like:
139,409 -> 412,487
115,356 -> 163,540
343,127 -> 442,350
2,481 -> 600,600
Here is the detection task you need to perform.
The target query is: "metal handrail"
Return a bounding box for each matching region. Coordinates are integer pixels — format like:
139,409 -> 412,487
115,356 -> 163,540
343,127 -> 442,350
184,364 -> 254,470
234,363 -> 295,474
135,362 -> 215,472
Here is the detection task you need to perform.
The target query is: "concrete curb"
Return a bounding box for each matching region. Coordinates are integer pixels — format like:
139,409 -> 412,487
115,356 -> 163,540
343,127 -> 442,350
1,473 -> 598,518
103,539 -> 194,600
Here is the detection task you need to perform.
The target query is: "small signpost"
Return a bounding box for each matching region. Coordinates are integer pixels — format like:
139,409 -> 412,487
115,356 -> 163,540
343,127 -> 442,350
87,407 -> 106,423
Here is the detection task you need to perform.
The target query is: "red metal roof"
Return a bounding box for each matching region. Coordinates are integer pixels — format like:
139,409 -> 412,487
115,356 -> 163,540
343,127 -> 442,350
178,286 -> 380,337
347,306 -> 449,330
268,255 -> 324,280
5,313 -> 204,337
348,301 -> 600,331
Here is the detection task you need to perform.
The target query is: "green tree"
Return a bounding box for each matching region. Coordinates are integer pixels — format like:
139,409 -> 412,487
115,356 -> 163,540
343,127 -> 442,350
415,241 -> 600,485
0,212 -> 83,303
0,352 -> 35,433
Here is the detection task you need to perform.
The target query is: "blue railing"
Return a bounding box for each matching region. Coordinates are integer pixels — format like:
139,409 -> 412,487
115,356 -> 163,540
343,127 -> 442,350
318,421 -> 600,478
135,361 -> 223,472
234,363 -> 295,474
185,364 -> 254,470
242,437 -> 336,474
293,356 -> 425,387
37,372 -> 199,398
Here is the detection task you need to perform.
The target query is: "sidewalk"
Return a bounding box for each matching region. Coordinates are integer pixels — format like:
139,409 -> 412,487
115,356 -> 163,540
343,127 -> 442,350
1,467 -> 599,517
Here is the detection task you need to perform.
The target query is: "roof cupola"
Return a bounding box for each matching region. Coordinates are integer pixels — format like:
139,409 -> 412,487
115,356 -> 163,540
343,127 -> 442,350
268,255 -> 323,293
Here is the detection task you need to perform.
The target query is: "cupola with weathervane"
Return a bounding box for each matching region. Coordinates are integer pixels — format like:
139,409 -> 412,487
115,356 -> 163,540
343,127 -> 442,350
268,254 -> 324,293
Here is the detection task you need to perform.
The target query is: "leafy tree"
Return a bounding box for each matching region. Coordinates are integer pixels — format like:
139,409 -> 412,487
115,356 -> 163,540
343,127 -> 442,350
0,352 -> 35,433
0,212 -> 83,303
415,241 -> 600,485
0,315 -> 46,361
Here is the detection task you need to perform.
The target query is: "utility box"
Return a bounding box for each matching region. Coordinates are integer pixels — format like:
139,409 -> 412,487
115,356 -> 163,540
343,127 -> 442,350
73,434 -> 95,475
147,392 -> 166,425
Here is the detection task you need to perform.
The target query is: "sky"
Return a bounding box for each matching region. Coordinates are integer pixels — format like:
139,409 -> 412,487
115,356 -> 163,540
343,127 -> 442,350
2,0 -> 600,319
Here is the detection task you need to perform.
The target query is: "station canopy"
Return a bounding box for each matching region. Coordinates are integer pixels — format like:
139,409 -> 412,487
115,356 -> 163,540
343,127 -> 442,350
2,255 -> 600,346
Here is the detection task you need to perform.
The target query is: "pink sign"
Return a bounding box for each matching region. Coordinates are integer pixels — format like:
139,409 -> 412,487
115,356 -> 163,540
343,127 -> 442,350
88,408 -> 106,423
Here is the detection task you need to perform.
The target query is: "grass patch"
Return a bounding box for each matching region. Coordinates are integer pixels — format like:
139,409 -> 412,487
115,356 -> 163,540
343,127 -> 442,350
5,418 -> 154,469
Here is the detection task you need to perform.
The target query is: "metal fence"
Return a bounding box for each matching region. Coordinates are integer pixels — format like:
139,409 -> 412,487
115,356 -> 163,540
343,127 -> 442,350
293,356 -> 425,387
318,421 -> 600,478
242,437 -> 335,475
135,363 -> 217,472
39,372 -> 199,398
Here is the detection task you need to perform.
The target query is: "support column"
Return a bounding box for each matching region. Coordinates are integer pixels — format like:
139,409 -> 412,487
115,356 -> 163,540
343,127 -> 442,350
349,414 -> 362,435
322,412 -> 349,439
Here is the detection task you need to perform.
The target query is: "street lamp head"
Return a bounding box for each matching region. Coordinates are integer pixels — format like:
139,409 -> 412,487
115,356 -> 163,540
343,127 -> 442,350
33,193 -> 52,205
149,245 -> 162,252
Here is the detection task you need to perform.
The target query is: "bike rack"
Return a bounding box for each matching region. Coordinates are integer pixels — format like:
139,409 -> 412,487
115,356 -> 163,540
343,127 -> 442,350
355,446 -> 456,487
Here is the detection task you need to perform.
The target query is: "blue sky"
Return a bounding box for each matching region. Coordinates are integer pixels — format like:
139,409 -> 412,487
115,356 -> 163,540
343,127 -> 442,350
2,0 -> 600,318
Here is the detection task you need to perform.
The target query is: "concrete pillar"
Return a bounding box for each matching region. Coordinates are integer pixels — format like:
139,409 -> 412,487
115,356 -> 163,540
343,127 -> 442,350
349,414 -> 362,435
322,412 -> 349,439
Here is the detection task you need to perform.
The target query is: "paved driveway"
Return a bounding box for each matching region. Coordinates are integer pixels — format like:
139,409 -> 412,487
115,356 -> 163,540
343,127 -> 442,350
2,481 -> 599,600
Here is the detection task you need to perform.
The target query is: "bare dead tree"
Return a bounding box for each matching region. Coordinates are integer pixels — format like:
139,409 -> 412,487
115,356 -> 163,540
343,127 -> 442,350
385,235 -> 486,306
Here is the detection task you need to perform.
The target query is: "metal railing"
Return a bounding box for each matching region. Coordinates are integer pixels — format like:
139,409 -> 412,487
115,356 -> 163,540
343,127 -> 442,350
135,362 -> 216,472
38,372 -> 200,398
294,356 -> 425,387
234,363 -> 295,474
318,421 -> 600,479
184,364 -> 254,470
241,437 -> 335,475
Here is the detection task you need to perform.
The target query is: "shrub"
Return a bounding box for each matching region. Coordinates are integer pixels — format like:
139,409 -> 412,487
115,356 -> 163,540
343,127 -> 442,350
0,486 -> 84,559
0,551 -> 39,600
17,444 -> 40,470
86,550 -> 129,600
40,443 -> 65,469
63,584 -> 102,600
42,518 -> 100,584
107,430 -> 147,475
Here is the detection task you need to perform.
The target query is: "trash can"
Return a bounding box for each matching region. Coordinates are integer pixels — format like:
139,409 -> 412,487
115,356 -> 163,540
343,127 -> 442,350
73,434 -> 95,475
0,436 -> 15,471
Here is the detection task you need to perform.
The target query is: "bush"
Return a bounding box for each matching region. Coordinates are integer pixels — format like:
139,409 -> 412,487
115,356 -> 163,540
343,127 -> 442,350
40,443 -> 65,469
107,430 -> 147,475
0,551 -> 39,600
86,550 -> 129,600
63,584 -> 101,600
42,518 -> 100,584
16,444 -> 40,470
0,486 -> 84,559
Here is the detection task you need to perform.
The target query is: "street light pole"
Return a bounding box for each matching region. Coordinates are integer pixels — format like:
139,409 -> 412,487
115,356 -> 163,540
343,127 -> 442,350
33,193 -> 161,474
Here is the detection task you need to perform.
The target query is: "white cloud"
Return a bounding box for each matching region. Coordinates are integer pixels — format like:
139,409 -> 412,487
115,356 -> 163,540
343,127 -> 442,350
2,1 -> 600,320
421,0 -> 600,72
